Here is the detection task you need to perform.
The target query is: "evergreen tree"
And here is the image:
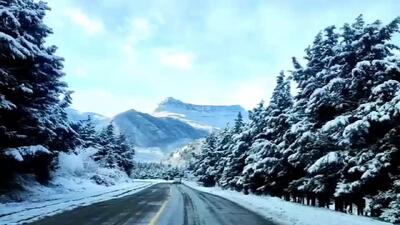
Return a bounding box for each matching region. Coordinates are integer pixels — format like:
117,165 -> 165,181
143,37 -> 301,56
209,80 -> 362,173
0,0 -> 74,185
92,123 -> 135,175
189,16 -> 400,222
219,129 -> 252,191
242,72 -> 293,195
194,133 -> 218,186
114,133 -> 135,175
213,127 -> 234,184
74,116 -> 98,148
131,162 -> 183,180
247,101 -> 267,136
93,124 -> 117,167
233,112 -> 244,133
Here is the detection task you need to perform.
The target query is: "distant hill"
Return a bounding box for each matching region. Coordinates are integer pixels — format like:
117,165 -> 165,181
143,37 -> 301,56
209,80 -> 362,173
112,109 -> 208,149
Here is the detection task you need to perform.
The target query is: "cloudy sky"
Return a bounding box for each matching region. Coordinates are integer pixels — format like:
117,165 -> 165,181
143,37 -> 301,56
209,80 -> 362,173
45,0 -> 400,117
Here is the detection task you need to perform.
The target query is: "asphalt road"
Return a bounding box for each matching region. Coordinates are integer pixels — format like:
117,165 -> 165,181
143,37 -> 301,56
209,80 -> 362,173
26,183 -> 275,225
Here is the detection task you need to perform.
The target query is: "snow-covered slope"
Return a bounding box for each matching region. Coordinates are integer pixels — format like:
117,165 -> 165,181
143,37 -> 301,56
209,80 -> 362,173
165,140 -> 205,167
112,109 -> 208,150
66,108 -> 110,130
153,97 -> 248,128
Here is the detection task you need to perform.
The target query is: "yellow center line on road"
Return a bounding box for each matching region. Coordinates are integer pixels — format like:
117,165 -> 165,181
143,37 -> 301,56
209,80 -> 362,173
148,187 -> 171,225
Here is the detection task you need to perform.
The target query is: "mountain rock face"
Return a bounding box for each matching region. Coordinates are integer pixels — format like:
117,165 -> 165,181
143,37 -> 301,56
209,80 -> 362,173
153,97 -> 248,128
112,109 -> 208,149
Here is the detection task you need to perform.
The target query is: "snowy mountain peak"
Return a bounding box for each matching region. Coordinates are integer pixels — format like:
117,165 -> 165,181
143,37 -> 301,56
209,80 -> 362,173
154,97 -> 248,128
155,97 -> 244,113
159,97 -> 184,105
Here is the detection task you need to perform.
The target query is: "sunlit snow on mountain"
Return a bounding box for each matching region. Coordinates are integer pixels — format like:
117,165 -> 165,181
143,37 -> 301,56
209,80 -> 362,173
67,98 -> 247,162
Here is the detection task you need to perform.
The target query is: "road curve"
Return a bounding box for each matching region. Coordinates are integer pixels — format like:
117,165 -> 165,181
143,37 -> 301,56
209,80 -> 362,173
26,183 -> 275,225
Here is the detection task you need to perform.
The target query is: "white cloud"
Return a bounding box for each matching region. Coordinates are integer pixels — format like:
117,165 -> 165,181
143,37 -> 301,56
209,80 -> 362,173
125,17 -> 152,44
122,43 -> 137,62
119,17 -> 152,66
65,8 -> 104,35
72,67 -> 88,77
70,89 -> 155,117
157,49 -> 196,70
132,18 -> 151,37
229,76 -> 277,110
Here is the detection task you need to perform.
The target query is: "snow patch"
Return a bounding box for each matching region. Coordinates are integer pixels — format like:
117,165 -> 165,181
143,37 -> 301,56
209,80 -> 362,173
4,145 -> 51,162
307,152 -> 341,174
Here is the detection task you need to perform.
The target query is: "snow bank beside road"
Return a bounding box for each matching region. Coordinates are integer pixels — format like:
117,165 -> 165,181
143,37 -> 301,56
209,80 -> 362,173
0,148 -> 163,225
184,181 -> 393,225
0,180 -> 159,225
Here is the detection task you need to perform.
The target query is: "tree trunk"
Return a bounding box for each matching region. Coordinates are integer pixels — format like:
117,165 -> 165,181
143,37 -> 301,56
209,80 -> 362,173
311,196 -> 316,206
335,198 -> 344,212
284,193 -> 290,201
356,198 -> 365,216
323,196 -> 330,208
318,197 -> 325,208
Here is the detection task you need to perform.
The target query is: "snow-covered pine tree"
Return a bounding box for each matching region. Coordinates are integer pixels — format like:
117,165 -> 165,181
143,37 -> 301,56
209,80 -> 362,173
213,127 -> 234,185
318,16 -> 400,214
287,15 -> 400,213
92,123 -> 135,175
248,101 -> 267,136
93,124 -> 118,167
219,125 -> 252,191
279,23 -> 344,207
194,132 -> 218,186
0,0 -> 74,185
379,176 -> 400,223
114,133 -> 135,175
242,72 -> 293,195
263,71 -> 293,141
189,16 -> 400,222
233,112 -> 244,133
131,162 -> 183,180
216,103 -> 268,191
73,116 -> 98,148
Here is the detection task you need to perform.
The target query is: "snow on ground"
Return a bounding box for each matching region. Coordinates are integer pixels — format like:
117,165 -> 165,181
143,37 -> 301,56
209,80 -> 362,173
0,179 -> 161,225
0,148 -> 164,225
184,181 -> 393,225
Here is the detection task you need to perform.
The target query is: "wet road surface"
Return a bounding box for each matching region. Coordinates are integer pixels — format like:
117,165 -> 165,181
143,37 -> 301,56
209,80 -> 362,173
26,183 -> 275,225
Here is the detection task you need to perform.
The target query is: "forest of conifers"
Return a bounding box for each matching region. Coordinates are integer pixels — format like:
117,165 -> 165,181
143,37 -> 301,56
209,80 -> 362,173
189,16 -> 400,223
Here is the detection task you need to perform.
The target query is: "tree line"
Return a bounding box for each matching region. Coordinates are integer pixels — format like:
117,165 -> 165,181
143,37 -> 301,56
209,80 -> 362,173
189,16 -> 400,223
130,162 -> 182,180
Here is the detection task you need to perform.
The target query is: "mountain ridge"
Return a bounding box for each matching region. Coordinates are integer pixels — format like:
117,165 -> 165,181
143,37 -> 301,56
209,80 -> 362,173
67,97 -> 248,161
153,97 -> 248,128
155,97 -> 244,112
112,109 -> 208,148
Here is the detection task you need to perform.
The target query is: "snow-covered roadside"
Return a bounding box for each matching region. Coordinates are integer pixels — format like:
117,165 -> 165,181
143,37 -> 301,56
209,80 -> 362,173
0,179 -> 160,225
0,148 -> 165,225
184,181 -> 393,225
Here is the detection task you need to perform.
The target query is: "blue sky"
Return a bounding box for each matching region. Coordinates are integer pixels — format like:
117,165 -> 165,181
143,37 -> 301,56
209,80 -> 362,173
45,0 -> 400,117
